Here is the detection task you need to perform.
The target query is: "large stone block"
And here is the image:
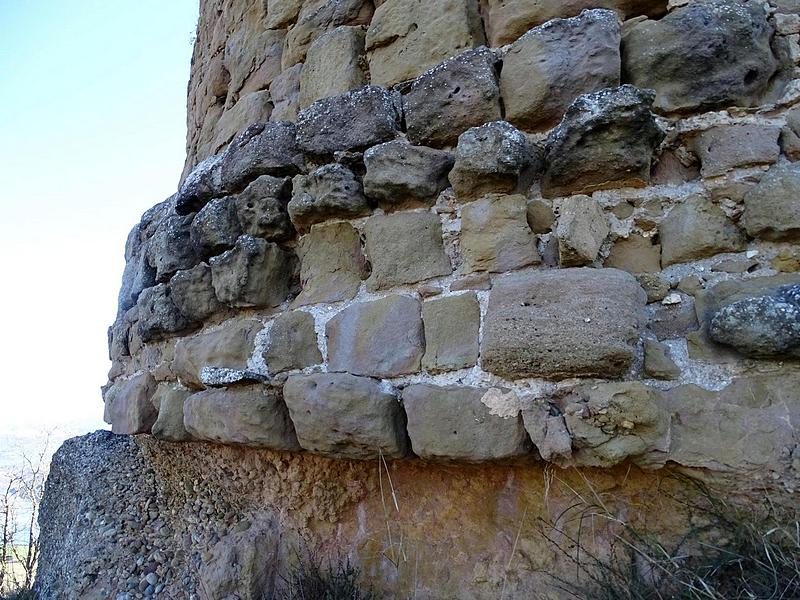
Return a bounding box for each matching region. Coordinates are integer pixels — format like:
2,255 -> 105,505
403,47 -> 502,148
659,195 -> 746,267
233,175 -> 294,243
174,319 -> 262,389
190,197 -> 241,258
170,263 -> 225,323
402,385 -> 531,461
200,91 -> 275,160
299,26 -> 368,109
287,164 -> 371,229
460,194 -> 539,273
449,121 -> 543,201
365,0 -> 485,86
183,385 -> 300,450
104,372 -> 157,435
692,123 -> 780,178
364,211 -> 451,291
326,294 -> 424,377
147,214 -> 200,282
263,310 -> 322,373
542,86 -> 664,198
209,235 -> 294,308
555,195 -> 609,267
294,221 -> 368,306
363,141 -> 454,207
421,293 -> 480,373
481,268 -> 646,379
622,0 -> 777,113
137,283 -> 198,342
499,10 -> 621,131
224,28 -> 285,106
743,162 -> 800,242
150,384 -> 192,442
283,373 -> 409,459
296,86 -> 401,156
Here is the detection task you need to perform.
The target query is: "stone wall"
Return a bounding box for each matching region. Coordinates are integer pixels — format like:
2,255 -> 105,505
47,0 -> 800,596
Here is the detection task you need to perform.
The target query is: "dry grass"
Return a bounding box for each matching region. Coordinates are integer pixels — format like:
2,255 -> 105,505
279,550 -> 376,600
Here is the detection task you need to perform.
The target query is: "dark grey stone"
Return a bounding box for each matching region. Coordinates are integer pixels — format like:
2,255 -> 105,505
170,263 -> 225,322
288,164 -> 371,229
191,197 -> 241,258
233,175 -> 294,242
136,283 -> 198,342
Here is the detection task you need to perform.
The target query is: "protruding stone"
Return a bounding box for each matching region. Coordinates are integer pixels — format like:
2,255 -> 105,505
365,0 -> 485,87
402,385 -> 531,461
191,197 -> 241,258
363,141 -> 454,206
364,211 -> 451,291
209,235 -> 294,308
147,214 -> 200,282
151,384 -> 192,442
104,372 -> 158,435
287,164 -> 371,230
659,196 -> 746,267
460,194 -> 540,273
481,268 -> 646,379
170,263 -> 225,323
403,47 -> 502,148
296,86 -> 401,156
299,26 -> 368,109
283,373 -> 408,459
421,293 -> 480,373
449,121 -> 543,201
555,195 -> 609,267
542,86 -> 664,198
643,338 -> 681,380
263,311 -> 322,373
233,175 -> 294,242
175,155 -> 224,216
294,222 -> 368,306
526,198 -> 555,234
622,1 -> 777,113
743,162 -> 800,242
183,385 -> 300,450
267,0 -> 301,29
326,295 -> 424,377
521,403 -> 572,463
137,284 -> 198,342
692,123 -> 781,178
500,10 -> 621,131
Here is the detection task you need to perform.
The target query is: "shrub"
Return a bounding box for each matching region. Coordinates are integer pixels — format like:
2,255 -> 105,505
280,552 -> 375,600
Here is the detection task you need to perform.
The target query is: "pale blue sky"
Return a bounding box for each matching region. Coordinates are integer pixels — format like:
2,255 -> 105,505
0,1 -> 199,433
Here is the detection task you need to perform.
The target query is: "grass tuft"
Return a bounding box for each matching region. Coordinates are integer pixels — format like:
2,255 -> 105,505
279,551 -> 375,600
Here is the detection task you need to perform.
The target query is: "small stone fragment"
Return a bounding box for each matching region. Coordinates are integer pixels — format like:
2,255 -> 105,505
643,338 -> 681,380
421,293 -> 480,373
263,311 -> 322,373
555,195 -> 609,267
288,164 -> 371,229
635,272 -> 670,304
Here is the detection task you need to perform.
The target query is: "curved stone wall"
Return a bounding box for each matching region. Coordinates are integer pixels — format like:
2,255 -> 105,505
107,0 -> 800,483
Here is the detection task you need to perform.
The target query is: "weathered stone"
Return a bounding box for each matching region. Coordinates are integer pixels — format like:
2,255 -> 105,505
659,195 -> 746,266
500,10 -> 621,131
294,222 -> 368,306
692,123 -> 781,178
200,367 -> 269,388
460,194 -> 540,273
635,272 -> 670,304
481,268 -> 646,379
555,195 -> 609,267
117,202 -> 169,314
743,162 -> 800,242
266,0 -> 301,29
299,26 -> 367,109
209,235 -> 294,308
288,164 -> 371,229
542,86 -> 664,198
175,154 -> 224,216
643,338 -> 681,380
190,197 -> 241,257
147,214 -> 200,282
451,272 -> 492,292
224,28 -> 285,106
174,319 -> 262,389
233,175 -> 294,242
421,293 -> 480,373
521,403 -> 572,463
561,382 -> 670,467
150,384 -> 192,442
525,198 -> 555,234
326,295 -> 424,377
605,233 -> 661,273
622,1 -> 777,113
780,106 -> 800,161
403,385 -> 531,461
363,141 -> 454,206
404,47 -> 502,148
449,121 -> 543,201
184,385 -> 300,450
137,284 -> 198,342
283,373 -> 408,459
365,0 -> 485,87
296,86 -> 401,156
170,263 -> 225,322
481,0 -> 667,47
648,294 -> 699,340
201,91 -> 275,159
364,211 -> 451,291
268,63 -> 302,122
263,311 -> 322,373
695,274 -> 800,325
104,372 -> 158,435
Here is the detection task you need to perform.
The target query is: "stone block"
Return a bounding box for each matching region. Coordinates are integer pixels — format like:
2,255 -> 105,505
365,0 -> 485,86
481,268 -> 646,379
283,373 -> 408,459
643,338 -> 681,380
555,195 -> 609,267
151,384 -> 192,442
326,295 -> 424,377
692,123 -> 781,178
233,175 -> 294,242
147,214 -> 200,283
200,91 -> 274,159
190,197 -> 241,258
743,162 -> 800,242
183,385 -> 300,450
224,28 -> 285,104
288,164 -> 371,230
263,310 -> 322,373
299,26 -> 368,109
460,194 -> 539,273
294,221 -> 368,307
269,63 -> 303,122
137,284 -> 198,342
403,47 -> 502,148
104,372 -> 158,435
364,211 -> 451,291
500,10 -> 621,131
521,403 -> 572,463
605,233 -> 661,273
421,293 -> 480,373
402,385 -> 531,461
266,0 -> 301,29
526,198 -> 555,234
170,263 -> 225,323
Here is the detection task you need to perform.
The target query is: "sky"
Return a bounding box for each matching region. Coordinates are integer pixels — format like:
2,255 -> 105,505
0,1 -> 199,435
